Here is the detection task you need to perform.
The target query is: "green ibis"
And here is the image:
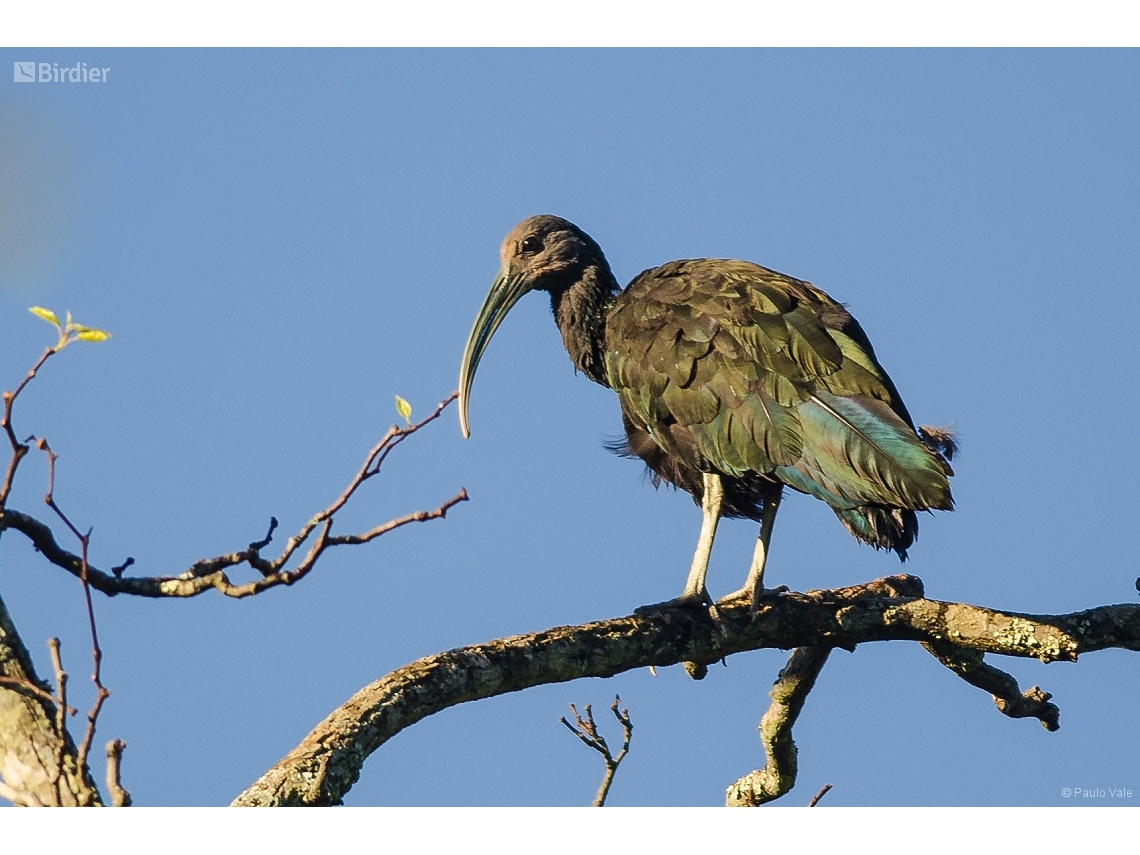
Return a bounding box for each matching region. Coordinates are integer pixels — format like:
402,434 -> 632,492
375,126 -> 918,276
458,215 -> 955,610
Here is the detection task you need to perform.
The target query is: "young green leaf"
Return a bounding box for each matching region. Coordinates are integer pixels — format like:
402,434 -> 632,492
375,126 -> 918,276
395,395 -> 413,426
28,306 -> 60,327
74,326 -> 112,343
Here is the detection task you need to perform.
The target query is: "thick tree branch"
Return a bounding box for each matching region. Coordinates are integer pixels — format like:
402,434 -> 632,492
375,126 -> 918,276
232,574 -> 1140,806
724,645 -> 832,807
0,395 -> 466,600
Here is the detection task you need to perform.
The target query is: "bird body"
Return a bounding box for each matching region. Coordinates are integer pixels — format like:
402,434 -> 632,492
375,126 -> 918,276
459,215 -> 954,607
605,256 -> 953,556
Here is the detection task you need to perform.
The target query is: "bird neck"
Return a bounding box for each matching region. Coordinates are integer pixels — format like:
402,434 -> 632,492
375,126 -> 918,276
549,261 -> 619,387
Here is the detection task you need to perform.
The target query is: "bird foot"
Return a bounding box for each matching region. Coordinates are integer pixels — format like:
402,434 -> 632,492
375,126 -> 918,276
635,590 -> 723,631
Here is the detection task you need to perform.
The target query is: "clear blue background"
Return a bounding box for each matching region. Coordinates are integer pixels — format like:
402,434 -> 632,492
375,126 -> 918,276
0,49 -> 1137,806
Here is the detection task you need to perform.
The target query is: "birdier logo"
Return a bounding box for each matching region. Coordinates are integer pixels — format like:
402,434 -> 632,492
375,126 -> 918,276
13,62 -> 110,83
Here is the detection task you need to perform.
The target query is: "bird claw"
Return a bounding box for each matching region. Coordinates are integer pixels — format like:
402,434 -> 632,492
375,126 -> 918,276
717,584 -> 790,619
635,591 -> 725,639
635,590 -> 715,615
749,585 -> 790,618
745,584 -> 789,601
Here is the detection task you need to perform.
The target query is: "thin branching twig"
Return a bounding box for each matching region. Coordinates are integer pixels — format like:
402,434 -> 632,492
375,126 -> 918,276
0,346 -> 57,508
560,695 -> 633,806
1,338 -> 467,805
2,340 -> 129,805
0,393 -> 467,600
34,438 -> 112,801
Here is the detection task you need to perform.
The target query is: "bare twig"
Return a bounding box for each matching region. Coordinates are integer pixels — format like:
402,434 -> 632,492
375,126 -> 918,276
250,517 -> 278,551
726,646 -> 832,807
0,394 -> 467,600
111,557 -> 134,578
267,392 -> 458,571
47,637 -> 68,806
104,739 -> 131,806
808,783 -> 833,806
34,438 -> 113,788
560,695 -> 633,806
1,346 -> 57,508
2,362 -> 463,804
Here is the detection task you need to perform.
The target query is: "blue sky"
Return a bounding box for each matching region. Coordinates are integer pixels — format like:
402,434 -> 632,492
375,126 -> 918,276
1,49 -> 1138,806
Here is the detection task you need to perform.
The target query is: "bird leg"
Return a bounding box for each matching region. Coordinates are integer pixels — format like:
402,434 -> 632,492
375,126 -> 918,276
636,472 -> 723,612
720,486 -> 782,612
682,472 -> 724,602
745,486 -> 781,599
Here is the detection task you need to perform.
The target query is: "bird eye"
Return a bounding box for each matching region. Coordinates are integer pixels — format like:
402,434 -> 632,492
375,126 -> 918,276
520,235 -> 542,255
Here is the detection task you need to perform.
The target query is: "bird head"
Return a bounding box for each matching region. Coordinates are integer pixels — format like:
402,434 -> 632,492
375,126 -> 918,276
458,215 -> 602,438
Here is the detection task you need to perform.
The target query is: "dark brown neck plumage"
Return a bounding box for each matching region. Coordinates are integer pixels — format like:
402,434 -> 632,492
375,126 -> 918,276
549,261 -> 619,387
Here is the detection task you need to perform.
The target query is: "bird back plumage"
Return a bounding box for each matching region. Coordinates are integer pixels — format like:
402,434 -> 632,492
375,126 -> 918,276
603,258 -> 953,557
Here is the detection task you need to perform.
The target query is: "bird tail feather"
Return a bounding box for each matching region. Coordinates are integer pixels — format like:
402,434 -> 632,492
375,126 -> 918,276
831,505 -> 918,560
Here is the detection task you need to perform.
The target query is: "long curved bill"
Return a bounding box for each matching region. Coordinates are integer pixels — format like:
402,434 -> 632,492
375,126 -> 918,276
458,263 -> 532,438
